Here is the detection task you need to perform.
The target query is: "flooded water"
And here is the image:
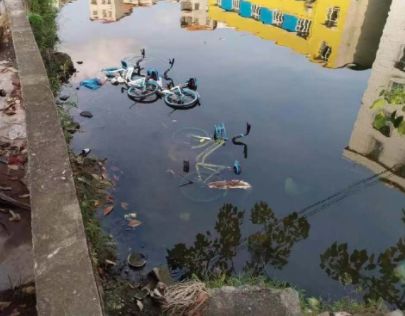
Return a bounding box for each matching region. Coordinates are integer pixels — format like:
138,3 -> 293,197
57,0 -> 405,307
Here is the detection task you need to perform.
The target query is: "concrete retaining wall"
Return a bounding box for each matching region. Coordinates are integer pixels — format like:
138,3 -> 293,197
4,0 -> 103,315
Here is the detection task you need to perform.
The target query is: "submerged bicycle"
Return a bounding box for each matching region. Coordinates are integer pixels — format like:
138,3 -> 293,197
174,123 -> 251,202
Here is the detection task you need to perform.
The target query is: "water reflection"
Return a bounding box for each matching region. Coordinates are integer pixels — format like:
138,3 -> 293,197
320,219 -> 405,309
180,0 -> 217,30
89,0 -> 155,22
344,0 -> 405,192
166,202 -> 310,279
201,0 -> 391,68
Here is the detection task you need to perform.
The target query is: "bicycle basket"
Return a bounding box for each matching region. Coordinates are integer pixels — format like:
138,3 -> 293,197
187,77 -> 198,90
147,68 -> 159,81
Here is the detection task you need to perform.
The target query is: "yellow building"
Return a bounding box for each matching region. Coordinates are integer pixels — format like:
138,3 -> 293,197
209,0 -> 391,68
89,0 -> 134,22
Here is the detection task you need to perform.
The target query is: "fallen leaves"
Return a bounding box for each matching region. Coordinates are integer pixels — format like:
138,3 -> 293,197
8,210 -> 21,222
121,202 -> 129,210
103,205 -> 114,216
128,219 -> 142,228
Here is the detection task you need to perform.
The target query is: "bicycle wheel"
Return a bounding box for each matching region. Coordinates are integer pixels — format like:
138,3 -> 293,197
127,81 -> 159,100
164,88 -> 199,109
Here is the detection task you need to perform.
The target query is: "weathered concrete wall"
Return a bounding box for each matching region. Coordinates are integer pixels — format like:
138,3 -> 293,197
4,0 -> 103,315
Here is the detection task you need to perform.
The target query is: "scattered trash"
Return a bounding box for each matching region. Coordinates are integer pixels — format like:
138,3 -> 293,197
136,300 -> 144,311
208,180 -> 252,190
80,78 -> 104,90
121,202 -> 129,210
166,169 -> 175,176
19,194 -> 30,199
127,252 -> 147,268
0,192 -> 30,210
8,210 -> 21,222
105,259 -> 117,266
128,219 -> 142,228
103,205 -> 114,216
124,213 -> 137,220
0,186 -> 12,191
59,94 -> 69,101
7,124 -> 26,140
0,89 -> 6,97
80,111 -> 93,118
77,61 -> 83,65
80,148 -> 91,157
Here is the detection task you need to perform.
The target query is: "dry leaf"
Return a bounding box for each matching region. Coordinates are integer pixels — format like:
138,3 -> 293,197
19,193 -> 30,198
7,165 -> 18,171
94,200 -> 101,207
8,210 -> 21,222
121,202 -> 129,210
136,300 -> 143,311
128,219 -> 142,228
103,205 -> 114,216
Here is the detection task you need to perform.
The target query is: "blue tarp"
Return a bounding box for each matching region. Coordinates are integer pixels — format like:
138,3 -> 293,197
80,78 -> 103,90
259,7 -> 273,24
282,14 -> 298,32
220,0 -> 232,11
239,0 -> 251,17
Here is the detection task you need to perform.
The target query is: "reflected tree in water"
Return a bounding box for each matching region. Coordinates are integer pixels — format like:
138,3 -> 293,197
166,204 -> 244,279
320,215 -> 405,308
166,202 -> 310,279
245,202 -> 310,274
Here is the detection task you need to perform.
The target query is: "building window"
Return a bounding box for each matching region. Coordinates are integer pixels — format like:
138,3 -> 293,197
92,10 -> 97,15
194,3 -> 199,10
232,0 -> 240,11
107,0 -> 111,3
108,11 -> 112,17
102,9 -> 107,17
325,7 -> 339,27
296,18 -> 311,38
395,47 -> 405,72
101,0 -> 106,4
319,41 -> 332,61
91,0 -> 97,4
251,4 -> 261,20
272,10 -> 283,26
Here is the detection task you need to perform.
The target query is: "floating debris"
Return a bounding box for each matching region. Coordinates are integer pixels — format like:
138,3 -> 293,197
208,179 -> 252,190
127,252 -> 147,269
103,205 -> 114,216
80,111 -> 93,118
121,202 -> 129,210
128,219 -> 142,228
80,148 -> 91,157
124,213 -> 137,220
